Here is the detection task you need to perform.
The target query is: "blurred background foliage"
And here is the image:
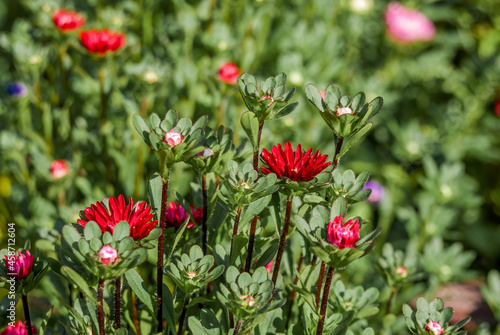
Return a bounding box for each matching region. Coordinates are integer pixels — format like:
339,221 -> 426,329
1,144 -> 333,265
0,0 -> 500,333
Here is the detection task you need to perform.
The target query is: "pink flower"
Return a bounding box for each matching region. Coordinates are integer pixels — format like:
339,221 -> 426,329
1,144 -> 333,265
336,106 -> 353,116
165,202 -> 203,229
217,62 -> 240,84
384,2 -> 435,44
98,245 -> 118,265
0,320 -> 37,335
187,271 -> 196,279
163,130 -> 184,147
425,321 -> 444,335
50,160 -> 69,179
396,266 -> 408,278
327,216 -> 360,249
265,260 -> 273,273
4,250 -> 34,280
52,9 -> 85,32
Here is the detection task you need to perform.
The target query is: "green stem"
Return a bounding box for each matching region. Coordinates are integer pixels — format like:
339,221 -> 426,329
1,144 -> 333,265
22,294 -> 32,335
316,267 -> 334,335
157,174 -> 170,333
272,196 -> 293,287
385,285 -> 397,315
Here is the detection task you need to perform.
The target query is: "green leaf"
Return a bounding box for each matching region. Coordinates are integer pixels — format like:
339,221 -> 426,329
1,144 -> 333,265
240,111 -> 260,149
338,122 -> 373,158
148,172 -> 163,222
254,241 -> 279,269
331,197 -> 348,220
124,269 -> 154,314
240,195 -> 272,229
118,237 -> 134,254
230,235 -> 249,266
165,219 -> 189,266
63,225 -> 82,247
187,297 -> 216,309
305,83 -> 325,112
83,221 -> 102,241
113,221 -> 130,241
133,114 -> 152,147
60,266 -> 96,303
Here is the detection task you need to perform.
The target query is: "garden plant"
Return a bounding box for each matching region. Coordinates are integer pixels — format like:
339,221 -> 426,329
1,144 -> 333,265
1,0 -> 500,335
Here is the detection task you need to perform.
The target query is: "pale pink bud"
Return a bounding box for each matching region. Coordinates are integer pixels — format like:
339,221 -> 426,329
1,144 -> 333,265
425,321 -> 444,335
265,260 -> 273,273
396,266 -> 408,278
98,245 -> 118,265
188,271 -> 196,279
260,95 -> 274,106
50,160 -> 69,179
336,106 -> 353,116
384,2 -> 435,44
241,295 -> 255,307
327,216 -> 360,249
198,148 -> 214,158
217,62 -> 240,84
164,130 -> 184,147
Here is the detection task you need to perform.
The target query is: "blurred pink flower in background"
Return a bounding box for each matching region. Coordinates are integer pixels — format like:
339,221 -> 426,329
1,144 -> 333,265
217,62 -> 240,84
364,180 -> 385,204
384,2 -> 435,44
98,245 -> 118,265
50,160 -> 69,180
0,320 -> 37,335
165,202 -> 203,229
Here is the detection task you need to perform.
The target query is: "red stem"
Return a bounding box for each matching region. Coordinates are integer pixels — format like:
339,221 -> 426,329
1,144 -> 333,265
202,175 -> 208,254
22,295 -> 32,335
316,267 -> 334,335
272,197 -> 293,286
229,208 -> 243,260
316,262 -> 326,308
98,279 -> 105,335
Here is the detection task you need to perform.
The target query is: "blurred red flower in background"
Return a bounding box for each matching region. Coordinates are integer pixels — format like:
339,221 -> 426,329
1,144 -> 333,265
80,29 -> 126,55
217,62 -> 240,84
52,9 -> 85,32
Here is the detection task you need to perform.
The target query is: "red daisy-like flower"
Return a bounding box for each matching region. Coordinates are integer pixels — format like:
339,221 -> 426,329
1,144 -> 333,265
165,202 -> 203,229
78,195 -> 157,241
52,9 -> 85,32
260,142 -> 331,182
80,29 -> 126,55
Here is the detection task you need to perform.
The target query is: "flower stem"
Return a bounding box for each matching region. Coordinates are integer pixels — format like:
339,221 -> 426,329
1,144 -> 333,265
177,296 -> 190,335
245,121 -> 264,272
131,290 -> 141,335
202,174 -> 208,254
233,319 -> 243,334
157,176 -> 170,333
315,262 -> 326,308
316,266 -> 334,335
272,196 -> 293,287
385,285 -> 398,315
21,294 -> 32,335
115,276 -> 122,328
98,278 -> 105,335
229,207 -> 243,260
332,137 -> 344,169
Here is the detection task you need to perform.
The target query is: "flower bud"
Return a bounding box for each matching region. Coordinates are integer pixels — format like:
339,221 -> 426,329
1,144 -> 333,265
241,295 -> 255,307
188,271 -> 196,279
163,130 -> 184,147
198,148 -> 214,158
217,62 -> 240,84
425,321 -> 444,335
50,160 -> 69,180
336,106 -> 353,116
260,95 -> 274,107
396,266 -> 408,278
327,216 -> 360,249
98,245 -> 118,265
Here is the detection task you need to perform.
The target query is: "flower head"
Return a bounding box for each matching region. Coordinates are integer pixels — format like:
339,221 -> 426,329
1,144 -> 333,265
163,130 -> 184,147
80,29 -> 126,55
336,106 -> 353,116
327,216 -> 360,249
396,266 -> 408,278
265,260 -> 273,273
217,62 -> 240,84
78,195 -> 158,241
6,83 -> 28,98
50,160 -> 69,180
187,271 -> 196,279
260,142 -> 331,182
52,9 -> 85,32
425,321 -> 444,335
4,250 -> 34,280
98,245 -> 118,265
0,320 -> 37,335
384,2 -> 435,44
165,202 -> 203,229
364,180 -> 385,204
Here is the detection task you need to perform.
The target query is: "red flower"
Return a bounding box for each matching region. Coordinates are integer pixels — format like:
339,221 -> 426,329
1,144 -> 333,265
217,62 -> 240,84
0,320 -> 37,335
495,100 -> 500,117
165,202 -> 203,229
4,250 -> 34,280
78,195 -> 157,241
52,9 -> 85,32
80,29 -> 126,55
327,216 -> 360,249
260,142 -> 331,182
